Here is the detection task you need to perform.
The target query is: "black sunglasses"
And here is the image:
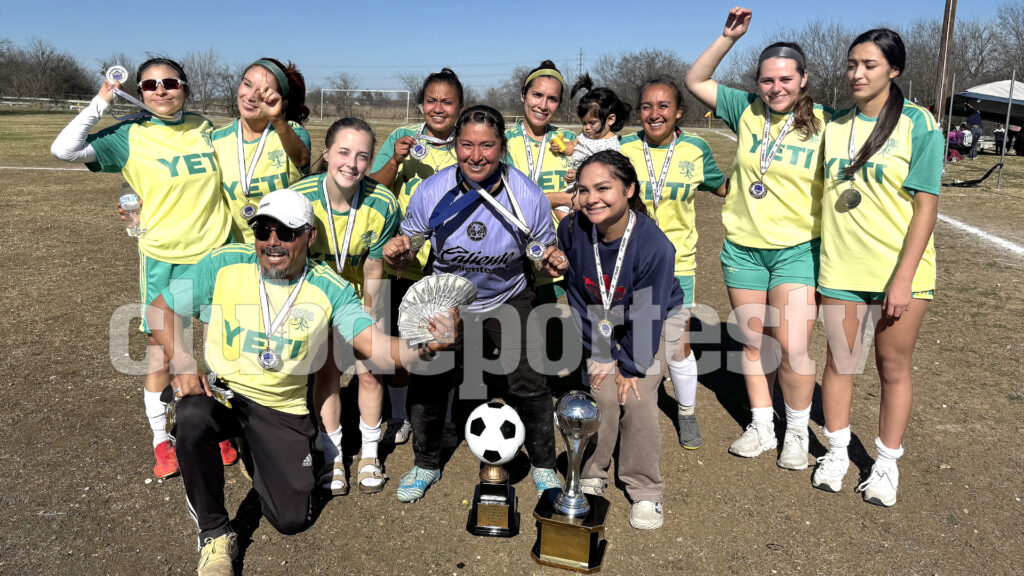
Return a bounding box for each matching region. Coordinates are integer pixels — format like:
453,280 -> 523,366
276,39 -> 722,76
252,223 -> 308,243
138,78 -> 187,91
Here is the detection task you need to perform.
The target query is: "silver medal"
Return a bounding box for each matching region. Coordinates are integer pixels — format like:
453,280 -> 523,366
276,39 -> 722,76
241,200 -> 258,221
749,181 -> 768,199
106,65 -> 129,84
410,142 -> 428,160
257,348 -> 282,371
598,318 -> 614,339
842,188 -> 862,209
526,240 -> 546,262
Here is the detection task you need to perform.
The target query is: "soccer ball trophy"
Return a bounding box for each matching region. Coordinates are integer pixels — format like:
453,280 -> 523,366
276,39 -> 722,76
464,401 -> 525,537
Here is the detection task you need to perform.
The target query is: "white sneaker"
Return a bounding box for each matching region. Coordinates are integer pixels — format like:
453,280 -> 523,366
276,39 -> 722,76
629,500 -> 664,530
811,450 -> 850,492
384,419 -> 412,445
580,478 -> 606,497
777,428 -> 809,470
857,459 -> 899,507
728,423 -> 777,458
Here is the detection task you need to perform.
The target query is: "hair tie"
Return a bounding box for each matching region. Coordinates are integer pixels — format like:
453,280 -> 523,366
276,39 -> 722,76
253,59 -> 289,98
758,46 -> 805,70
524,68 -> 565,88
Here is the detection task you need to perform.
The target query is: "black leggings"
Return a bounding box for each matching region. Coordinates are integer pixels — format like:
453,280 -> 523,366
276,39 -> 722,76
408,289 -> 556,470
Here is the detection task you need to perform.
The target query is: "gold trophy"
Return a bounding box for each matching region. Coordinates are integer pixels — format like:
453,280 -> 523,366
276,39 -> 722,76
464,402 -> 525,537
531,391 -> 607,572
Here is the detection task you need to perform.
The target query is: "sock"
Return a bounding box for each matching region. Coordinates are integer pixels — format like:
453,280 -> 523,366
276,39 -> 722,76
388,385 -> 408,421
668,351 -> 698,407
359,418 -> 382,460
678,404 -> 695,416
145,390 -> 170,447
823,426 -> 851,460
320,426 -> 342,463
784,403 -> 811,430
751,406 -> 774,428
444,387 -> 456,427
875,436 -> 904,463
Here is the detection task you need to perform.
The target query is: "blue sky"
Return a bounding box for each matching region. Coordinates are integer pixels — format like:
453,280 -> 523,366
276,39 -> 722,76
0,0 -> 1000,90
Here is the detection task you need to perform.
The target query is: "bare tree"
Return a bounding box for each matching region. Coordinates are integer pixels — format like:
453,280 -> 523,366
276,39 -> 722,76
181,48 -> 228,113
591,48 -> 696,124
994,1 -> 1024,77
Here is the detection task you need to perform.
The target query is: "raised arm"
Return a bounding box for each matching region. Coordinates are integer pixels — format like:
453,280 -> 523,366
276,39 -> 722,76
684,7 -> 752,111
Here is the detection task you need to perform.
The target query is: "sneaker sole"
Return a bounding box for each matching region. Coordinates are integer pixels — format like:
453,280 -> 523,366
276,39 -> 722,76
728,440 -> 777,458
863,493 -> 896,507
629,518 -> 664,530
681,439 -> 703,450
812,478 -> 842,493
777,458 -> 809,470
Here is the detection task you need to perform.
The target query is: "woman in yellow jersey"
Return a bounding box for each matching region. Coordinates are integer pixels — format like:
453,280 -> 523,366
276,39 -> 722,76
504,60 -> 577,304
812,29 -> 941,507
369,68 -> 465,448
686,8 -> 829,469
50,57 -> 233,479
212,58 -> 312,243
619,78 -> 726,450
292,118 -> 399,495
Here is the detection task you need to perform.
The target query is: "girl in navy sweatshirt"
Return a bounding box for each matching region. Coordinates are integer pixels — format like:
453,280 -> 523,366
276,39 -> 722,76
557,150 -> 685,530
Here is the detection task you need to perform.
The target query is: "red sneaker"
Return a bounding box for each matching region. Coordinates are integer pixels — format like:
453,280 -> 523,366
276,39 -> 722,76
153,440 -> 179,478
220,440 -> 238,466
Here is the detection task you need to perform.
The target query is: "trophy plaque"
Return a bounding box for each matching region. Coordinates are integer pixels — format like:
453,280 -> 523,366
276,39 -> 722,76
532,391 -> 608,573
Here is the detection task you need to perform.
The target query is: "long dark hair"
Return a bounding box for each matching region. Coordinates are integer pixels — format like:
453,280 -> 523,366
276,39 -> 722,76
843,29 -> 906,178
313,117 -> 377,174
571,73 -> 630,133
418,67 -> 464,109
248,57 -> 309,124
756,42 -> 821,140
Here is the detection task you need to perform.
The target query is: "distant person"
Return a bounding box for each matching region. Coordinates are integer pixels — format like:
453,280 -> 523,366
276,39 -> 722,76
994,123 -> 1006,155
686,6 -> 830,466
966,103 -> 983,159
146,189 -> 456,576
814,29 -> 942,507
50,57 -> 233,479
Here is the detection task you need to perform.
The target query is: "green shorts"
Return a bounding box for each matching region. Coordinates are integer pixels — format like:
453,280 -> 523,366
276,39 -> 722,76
818,287 -> 935,303
676,275 -> 695,308
720,238 -> 820,291
533,279 -> 567,305
138,251 -> 194,333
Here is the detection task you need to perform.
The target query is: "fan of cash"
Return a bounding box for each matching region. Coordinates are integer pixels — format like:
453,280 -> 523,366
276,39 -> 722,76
398,273 -> 477,345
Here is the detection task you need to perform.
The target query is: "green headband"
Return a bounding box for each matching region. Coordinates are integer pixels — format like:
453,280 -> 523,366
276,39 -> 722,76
524,68 -> 565,89
252,59 -> 289,98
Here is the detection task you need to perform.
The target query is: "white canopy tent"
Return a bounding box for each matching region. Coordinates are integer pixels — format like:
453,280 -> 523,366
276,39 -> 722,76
958,79 -> 1024,122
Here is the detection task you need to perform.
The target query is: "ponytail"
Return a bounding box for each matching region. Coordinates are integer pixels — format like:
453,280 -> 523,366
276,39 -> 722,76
842,29 -> 906,178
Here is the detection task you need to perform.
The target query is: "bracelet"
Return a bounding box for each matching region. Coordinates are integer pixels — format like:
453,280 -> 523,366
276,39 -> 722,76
419,344 -> 437,361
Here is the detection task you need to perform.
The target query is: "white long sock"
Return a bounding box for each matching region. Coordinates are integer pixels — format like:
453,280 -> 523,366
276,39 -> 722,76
751,406 -> 774,427
360,418 -> 382,460
444,387 -> 456,426
144,390 -> 170,447
668,351 -> 698,407
875,436 -> 904,463
320,426 -> 342,463
389,385 -> 408,421
784,403 -> 811,430
823,426 -> 851,460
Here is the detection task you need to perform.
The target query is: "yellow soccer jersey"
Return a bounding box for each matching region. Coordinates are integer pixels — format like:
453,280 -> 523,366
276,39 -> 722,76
87,112 -> 230,264
293,174 -> 399,295
503,121 -> 577,196
372,123 -> 459,280
161,243 -> 373,415
211,119 -> 311,243
716,85 -> 833,249
620,130 -> 726,276
818,101 -> 943,293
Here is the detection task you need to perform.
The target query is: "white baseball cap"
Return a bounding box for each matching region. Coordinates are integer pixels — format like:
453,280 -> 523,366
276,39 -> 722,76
254,189 -> 315,229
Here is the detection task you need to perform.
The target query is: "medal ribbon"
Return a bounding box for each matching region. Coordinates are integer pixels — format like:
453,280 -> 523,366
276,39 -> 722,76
110,87 -> 183,122
415,123 -> 455,146
759,106 -> 796,175
258,265 -> 308,352
427,183 -> 482,231
323,179 -> 362,275
464,171 -> 533,238
642,134 -> 676,215
237,121 -> 271,200
520,120 -> 550,183
591,210 -> 636,315
847,107 -> 862,184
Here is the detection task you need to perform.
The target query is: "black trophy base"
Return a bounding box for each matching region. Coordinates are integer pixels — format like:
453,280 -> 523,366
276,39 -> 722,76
467,482 -> 519,538
531,488 -> 608,573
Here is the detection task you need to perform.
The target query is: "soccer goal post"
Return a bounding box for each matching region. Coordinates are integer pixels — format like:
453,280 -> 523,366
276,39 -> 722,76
320,89 -> 411,124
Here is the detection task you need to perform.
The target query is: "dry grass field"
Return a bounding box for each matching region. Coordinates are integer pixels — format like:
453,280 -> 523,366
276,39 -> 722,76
0,112 -> 1022,575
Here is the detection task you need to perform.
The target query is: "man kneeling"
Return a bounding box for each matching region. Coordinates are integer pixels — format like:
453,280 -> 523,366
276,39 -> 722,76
147,189 -> 456,576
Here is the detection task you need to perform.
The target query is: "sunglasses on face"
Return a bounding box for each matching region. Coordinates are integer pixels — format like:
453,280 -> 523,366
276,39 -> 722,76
252,223 -> 307,243
138,78 -> 187,91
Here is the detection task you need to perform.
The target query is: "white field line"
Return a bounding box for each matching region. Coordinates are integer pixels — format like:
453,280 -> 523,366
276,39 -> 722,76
0,166 -> 88,171
712,129 -> 738,141
936,213 -> 1024,257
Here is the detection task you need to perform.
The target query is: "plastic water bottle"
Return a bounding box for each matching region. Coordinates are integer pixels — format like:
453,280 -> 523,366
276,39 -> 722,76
119,183 -> 146,237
